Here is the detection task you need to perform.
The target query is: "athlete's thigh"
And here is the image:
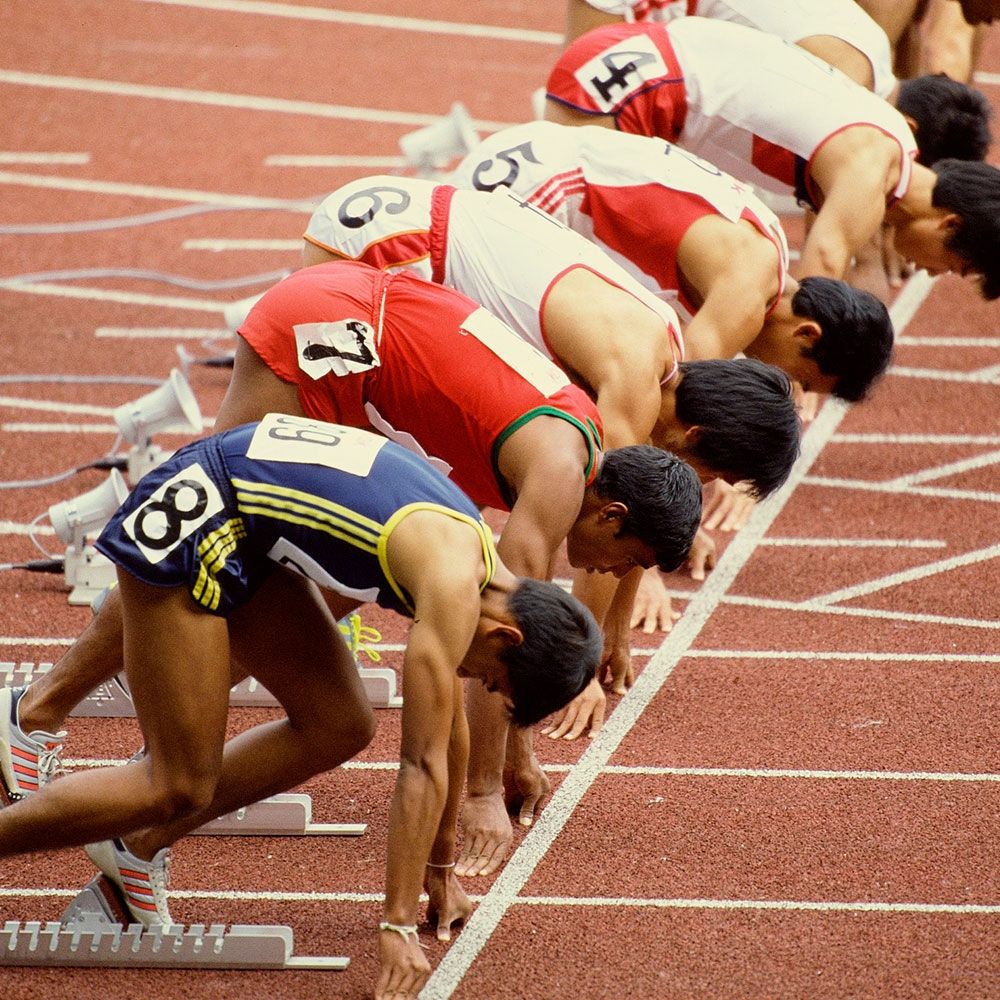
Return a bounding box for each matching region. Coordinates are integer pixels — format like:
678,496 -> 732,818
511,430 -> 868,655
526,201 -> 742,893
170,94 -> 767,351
227,567 -> 370,723
117,571 -> 232,771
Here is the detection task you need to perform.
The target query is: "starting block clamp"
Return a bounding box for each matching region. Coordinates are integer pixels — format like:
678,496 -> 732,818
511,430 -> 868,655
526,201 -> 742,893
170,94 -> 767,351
193,792 -> 366,837
0,877 -> 349,969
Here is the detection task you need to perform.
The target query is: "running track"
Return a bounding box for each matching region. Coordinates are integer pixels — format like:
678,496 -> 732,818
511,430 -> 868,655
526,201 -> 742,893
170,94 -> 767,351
1,2 -> 999,997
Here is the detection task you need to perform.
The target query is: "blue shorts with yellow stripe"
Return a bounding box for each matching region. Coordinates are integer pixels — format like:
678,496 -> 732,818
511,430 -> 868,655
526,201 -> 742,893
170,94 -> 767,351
95,415 -> 495,617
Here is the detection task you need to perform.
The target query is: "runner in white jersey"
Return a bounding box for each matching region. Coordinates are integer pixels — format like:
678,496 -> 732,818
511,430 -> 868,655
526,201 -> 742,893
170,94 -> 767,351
567,0 -> 897,97
451,121 -> 895,405
545,18 -> 923,284
303,175 -> 685,450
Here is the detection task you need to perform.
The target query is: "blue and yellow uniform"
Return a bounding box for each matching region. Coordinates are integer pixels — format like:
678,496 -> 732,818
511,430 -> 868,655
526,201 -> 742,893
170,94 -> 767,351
95,414 -> 497,617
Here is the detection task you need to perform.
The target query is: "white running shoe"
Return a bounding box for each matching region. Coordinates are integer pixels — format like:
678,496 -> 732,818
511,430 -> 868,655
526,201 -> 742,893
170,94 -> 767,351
0,686 -> 66,805
84,838 -> 174,927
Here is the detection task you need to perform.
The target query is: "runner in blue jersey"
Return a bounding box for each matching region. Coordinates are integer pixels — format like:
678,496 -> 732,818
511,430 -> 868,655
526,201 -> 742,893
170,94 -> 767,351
0,414 -> 602,1000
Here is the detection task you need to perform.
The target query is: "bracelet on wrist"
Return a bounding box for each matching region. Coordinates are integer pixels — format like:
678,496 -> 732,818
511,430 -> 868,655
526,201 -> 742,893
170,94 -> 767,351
379,921 -> 419,941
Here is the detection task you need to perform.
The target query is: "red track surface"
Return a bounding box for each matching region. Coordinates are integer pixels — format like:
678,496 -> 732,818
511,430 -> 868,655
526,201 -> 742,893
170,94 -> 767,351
1,2 -> 998,998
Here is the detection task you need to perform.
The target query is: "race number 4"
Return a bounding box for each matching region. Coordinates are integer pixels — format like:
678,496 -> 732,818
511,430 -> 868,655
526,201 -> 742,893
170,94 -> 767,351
574,35 -> 668,112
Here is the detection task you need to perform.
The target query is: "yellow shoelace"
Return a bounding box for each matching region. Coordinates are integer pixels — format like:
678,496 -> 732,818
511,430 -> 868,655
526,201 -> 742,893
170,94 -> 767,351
338,612 -> 383,663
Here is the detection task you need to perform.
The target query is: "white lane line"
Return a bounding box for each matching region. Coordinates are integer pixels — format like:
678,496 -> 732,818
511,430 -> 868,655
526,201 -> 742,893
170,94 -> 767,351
760,537 -> 945,548
0,637 -> 74,646
889,365 -> 1000,383
96,326 -> 228,337
0,280 -> 228,312
0,70 -> 515,131
882,449 -> 1000,488
182,239 -> 300,251
1,885 -> 996,914
0,523 -> 55,537
3,422 -> 120,433
974,71 -> 1000,85
516,897 -> 1000,915
134,0 -> 563,45
0,152 -> 90,164
802,476 -> 1000,504
602,766 -> 1000,782
808,543 -> 1000,608
895,336 -> 1000,347
265,154 -> 406,168
683,650 -> 1000,662
61,758 -> 1000,783
719,593 -> 999,630
0,167 -> 317,209
833,434 -> 1000,445
423,271 -> 939,997
0,396 -> 116,416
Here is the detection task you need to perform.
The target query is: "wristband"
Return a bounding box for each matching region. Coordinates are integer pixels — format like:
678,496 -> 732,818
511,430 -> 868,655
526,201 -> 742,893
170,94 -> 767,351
379,921 -> 418,941
425,860 -> 456,869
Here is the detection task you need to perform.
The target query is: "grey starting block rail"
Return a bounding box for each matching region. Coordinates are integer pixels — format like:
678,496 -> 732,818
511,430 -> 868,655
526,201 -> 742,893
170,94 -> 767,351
1,661 -> 402,714
0,879 -> 349,970
193,793 -> 366,837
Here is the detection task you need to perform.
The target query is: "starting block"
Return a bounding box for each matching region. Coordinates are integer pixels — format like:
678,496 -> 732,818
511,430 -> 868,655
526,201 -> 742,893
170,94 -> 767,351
193,793 -> 365,837
0,876 -> 348,969
1,660 -> 402,715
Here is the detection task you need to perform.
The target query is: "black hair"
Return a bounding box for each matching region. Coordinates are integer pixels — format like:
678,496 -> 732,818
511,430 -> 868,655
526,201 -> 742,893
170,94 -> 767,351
591,445 -> 702,572
792,277 -> 894,402
503,578 -> 602,728
897,74 -> 993,165
674,359 -> 800,499
932,158 -> 1000,300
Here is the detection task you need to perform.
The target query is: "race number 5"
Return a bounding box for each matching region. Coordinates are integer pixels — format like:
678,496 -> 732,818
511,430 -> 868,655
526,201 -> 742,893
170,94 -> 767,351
470,142 -> 540,192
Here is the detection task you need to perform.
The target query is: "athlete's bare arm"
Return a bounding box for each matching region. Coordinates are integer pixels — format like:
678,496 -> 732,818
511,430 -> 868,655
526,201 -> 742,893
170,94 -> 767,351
676,218 -> 784,361
378,514 -> 483,994
542,268 -> 674,449
797,131 -> 900,280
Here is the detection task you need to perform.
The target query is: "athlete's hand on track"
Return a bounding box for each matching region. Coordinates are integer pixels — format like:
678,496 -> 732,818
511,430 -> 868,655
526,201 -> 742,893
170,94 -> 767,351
503,748 -> 552,825
425,866 -> 472,942
701,480 -> 755,533
376,927 -> 431,999
456,791 -> 513,877
630,567 -> 681,634
540,674 -> 607,740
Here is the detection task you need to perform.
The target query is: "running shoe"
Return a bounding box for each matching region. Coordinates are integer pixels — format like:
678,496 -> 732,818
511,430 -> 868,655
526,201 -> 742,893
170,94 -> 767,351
0,686 -> 66,805
338,612 -> 383,663
84,838 -> 174,927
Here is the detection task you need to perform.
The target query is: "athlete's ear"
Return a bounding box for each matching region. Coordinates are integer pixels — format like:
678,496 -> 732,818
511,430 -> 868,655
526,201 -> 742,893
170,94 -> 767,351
901,112 -> 918,138
598,500 -> 628,526
940,212 -> 963,233
683,424 -> 703,445
793,319 -> 822,344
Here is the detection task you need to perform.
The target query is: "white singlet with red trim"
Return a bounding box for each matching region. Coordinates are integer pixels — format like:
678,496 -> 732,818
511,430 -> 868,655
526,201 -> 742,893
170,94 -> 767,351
451,120 -> 788,324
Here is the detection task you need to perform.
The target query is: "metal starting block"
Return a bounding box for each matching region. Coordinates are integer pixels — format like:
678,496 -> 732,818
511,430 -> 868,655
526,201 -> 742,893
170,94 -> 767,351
0,877 -> 348,969
193,793 -> 365,837
1,661 -> 402,714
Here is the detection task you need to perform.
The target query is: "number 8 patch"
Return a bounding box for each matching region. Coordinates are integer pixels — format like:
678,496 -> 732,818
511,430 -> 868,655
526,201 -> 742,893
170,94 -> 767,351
122,462 -> 225,565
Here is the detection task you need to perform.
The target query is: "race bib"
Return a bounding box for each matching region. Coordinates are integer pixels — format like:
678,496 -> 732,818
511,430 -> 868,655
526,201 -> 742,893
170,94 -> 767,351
248,412 -> 386,478
294,318 -> 380,379
575,34 -> 668,112
459,307 -> 570,397
122,462 -> 224,565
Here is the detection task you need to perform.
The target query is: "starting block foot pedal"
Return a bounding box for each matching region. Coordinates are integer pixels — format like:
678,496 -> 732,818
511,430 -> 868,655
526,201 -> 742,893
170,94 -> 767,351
193,793 -> 366,836
0,878 -> 348,969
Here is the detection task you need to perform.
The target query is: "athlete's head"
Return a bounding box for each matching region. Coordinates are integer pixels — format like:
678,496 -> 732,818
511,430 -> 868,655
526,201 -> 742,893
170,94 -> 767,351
931,158 -> 1000,299
669,359 -> 801,499
565,447 -> 702,576
502,578 -> 601,727
897,74 -> 993,165
791,277 -> 894,402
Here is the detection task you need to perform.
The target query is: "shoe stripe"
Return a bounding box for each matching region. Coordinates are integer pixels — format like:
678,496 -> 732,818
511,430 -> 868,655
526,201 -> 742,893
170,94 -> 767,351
11,746 -> 38,764
13,763 -> 37,779
127,895 -> 158,912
